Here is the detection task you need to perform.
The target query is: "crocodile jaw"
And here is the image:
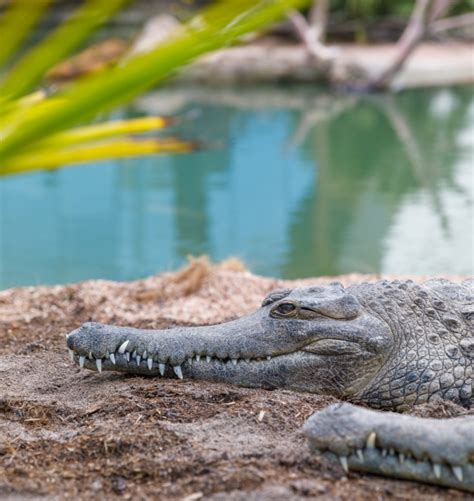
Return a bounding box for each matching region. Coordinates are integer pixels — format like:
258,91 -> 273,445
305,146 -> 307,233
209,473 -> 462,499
66,313 -> 387,396
304,403 -> 474,492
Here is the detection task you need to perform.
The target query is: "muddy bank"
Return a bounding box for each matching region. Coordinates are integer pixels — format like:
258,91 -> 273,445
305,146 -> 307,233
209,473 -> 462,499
0,263 -> 471,500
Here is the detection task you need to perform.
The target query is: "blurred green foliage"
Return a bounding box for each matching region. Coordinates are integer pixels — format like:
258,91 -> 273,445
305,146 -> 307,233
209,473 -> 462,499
0,0 -> 309,175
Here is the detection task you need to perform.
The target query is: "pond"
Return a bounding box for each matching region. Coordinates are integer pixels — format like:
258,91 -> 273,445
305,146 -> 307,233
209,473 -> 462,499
0,85 -> 472,289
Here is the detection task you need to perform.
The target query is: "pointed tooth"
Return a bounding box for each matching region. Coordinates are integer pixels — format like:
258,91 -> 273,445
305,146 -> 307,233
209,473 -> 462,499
266,356 -> 271,360
231,358 -> 237,366
106,350 -> 110,359
452,465 -> 463,482
68,349 -> 74,362
143,350 -> 147,359
125,352 -> 130,362
132,350 -> 137,359
174,365 -> 183,379
187,357 -> 192,365
206,356 -> 211,363
147,357 -> 153,370
245,358 -> 250,363
366,432 -> 376,449
356,449 -> 364,462
339,455 -> 349,473
109,353 -> 116,365
96,358 -> 102,373
398,453 -> 405,464
79,356 -> 85,369
159,363 -> 165,376
136,355 -> 141,366
118,340 -> 129,354
382,448 -> 387,457
195,355 -> 201,362
89,351 -> 93,360
433,463 -> 441,479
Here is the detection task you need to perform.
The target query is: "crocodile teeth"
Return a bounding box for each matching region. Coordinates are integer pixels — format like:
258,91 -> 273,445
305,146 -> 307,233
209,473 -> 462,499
132,350 -> 137,359
356,449 -> 364,461
452,465 -> 463,482
339,455 -> 349,473
398,453 -> 405,464
88,351 -> 93,360
206,356 -> 211,363
79,356 -> 85,369
68,349 -> 74,362
125,352 -> 130,362
366,432 -> 376,449
267,356 -> 272,360
159,363 -> 165,376
96,358 -> 102,373
381,449 -> 387,457
136,355 -> 141,366
187,358 -> 193,365
195,355 -> 201,362
174,365 -> 183,379
231,359 -> 238,366
433,463 -> 442,479
110,353 -> 116,365
143,350 -> 147,359
118,340 -> 129,354
147,357 -> 153,371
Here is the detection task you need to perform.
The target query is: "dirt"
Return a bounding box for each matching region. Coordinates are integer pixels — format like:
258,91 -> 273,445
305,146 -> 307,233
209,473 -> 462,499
0,261 -> 471,500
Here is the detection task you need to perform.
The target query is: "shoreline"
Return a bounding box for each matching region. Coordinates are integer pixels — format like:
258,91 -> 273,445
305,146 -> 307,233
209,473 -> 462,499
174,41 -> 474,89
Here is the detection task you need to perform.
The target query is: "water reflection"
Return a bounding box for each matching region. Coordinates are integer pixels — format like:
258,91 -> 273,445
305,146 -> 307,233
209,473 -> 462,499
0,86 -> 472,289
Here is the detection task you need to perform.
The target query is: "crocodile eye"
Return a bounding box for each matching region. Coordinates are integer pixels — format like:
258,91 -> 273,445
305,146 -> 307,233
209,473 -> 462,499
274,302 -> 297,316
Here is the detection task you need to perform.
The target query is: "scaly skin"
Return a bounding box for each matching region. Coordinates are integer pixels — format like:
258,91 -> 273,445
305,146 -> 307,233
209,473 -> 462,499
304,404 -> 473,492
66,278 -> 473,491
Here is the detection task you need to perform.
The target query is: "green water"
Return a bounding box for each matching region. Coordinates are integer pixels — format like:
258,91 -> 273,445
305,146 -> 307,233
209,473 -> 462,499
0,86 -> 473,289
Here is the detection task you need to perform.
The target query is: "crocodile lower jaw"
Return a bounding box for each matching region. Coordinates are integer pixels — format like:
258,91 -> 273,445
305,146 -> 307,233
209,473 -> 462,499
312,440 -> 473,492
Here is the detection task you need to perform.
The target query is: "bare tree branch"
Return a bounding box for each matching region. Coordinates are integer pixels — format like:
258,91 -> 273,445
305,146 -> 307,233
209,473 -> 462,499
289,7 -> 336,64
429,0 -> 458,22
431,12 -> 474,33
308,0 -> 328,43
397,0 -> 433,48
367,0 -> 461,90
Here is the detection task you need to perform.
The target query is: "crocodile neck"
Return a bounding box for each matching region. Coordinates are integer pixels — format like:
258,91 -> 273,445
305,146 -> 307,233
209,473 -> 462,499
350,280 -> 472,410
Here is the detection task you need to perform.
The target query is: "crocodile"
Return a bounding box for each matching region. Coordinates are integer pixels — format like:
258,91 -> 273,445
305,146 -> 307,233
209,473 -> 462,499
66,278 -> 474,492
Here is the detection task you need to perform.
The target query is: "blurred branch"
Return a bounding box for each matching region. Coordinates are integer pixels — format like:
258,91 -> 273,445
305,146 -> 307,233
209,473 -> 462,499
369,0 -> 433,90
308,0 -> 328,43
368,0 -> 458,90
289,0 -> 467,91
431,12 -> 474,33
289,0 -> 336,64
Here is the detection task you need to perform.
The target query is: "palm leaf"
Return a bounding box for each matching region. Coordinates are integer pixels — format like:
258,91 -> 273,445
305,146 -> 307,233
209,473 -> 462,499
0,0 -> 309,175
1,137 -> 199,175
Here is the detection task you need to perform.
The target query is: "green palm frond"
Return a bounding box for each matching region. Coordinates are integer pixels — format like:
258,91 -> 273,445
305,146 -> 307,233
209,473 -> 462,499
0,0 -> 309,177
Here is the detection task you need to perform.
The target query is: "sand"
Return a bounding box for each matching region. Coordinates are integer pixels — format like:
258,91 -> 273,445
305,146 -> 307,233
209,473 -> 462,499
0,259 -> 471,500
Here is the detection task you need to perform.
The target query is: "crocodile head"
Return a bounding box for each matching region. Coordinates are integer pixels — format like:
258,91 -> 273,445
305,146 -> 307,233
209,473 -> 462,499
66,283 -> 393,398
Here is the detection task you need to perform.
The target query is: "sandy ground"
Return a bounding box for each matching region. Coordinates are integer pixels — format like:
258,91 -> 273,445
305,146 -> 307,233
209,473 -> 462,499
0,260 -> 471,500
